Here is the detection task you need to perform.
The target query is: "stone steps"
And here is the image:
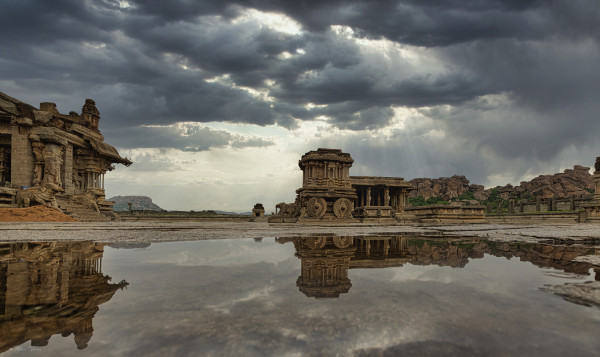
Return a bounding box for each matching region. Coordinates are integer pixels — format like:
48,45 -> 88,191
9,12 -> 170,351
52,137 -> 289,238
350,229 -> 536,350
0,203 -> 18,208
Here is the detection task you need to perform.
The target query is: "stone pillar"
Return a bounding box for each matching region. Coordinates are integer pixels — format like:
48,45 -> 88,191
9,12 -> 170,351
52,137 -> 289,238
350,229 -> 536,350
570,195 -> 576,211
384,187 -> 390,206
509,199 -> 515,214
519,201 -> 524,213
0,147 -> 9,182
551,197 -> 557,211
10,124 -> 35,187
536,197 -> 541,212
487,203 -> 492,214
64,145 -> 73,194
594,173 -> 600,200
366,187 -> 371,207
497,201 -> 502,214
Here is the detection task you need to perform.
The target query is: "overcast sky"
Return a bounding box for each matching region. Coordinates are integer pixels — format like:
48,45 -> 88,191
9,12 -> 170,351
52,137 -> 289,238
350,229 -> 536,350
1,0 -> 599,211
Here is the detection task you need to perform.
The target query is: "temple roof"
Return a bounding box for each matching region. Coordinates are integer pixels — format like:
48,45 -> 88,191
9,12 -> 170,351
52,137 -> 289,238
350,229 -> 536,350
350,176 -> 413,188
0,91 -> 131,166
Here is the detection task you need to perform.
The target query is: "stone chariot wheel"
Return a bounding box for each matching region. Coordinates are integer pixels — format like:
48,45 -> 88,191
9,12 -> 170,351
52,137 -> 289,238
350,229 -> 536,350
305,236 -> 327,249
306,197 -> 327,218
333,198 -> 353,219
333,236 -> 353,249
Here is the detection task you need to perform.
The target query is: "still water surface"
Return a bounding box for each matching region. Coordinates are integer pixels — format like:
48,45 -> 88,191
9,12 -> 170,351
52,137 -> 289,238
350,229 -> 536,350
1,236 -> 599,356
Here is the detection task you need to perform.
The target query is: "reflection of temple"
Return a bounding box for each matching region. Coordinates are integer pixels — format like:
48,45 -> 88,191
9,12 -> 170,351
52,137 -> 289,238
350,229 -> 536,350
280,236 -> 599,298
293,236 -> 355,298
0,241 -> 128,352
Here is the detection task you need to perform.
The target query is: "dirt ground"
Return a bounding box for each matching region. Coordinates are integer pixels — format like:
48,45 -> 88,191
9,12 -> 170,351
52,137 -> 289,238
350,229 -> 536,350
0,206 -> 78,222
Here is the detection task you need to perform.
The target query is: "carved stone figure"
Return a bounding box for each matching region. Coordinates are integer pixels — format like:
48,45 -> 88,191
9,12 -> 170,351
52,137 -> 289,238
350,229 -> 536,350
275,201 -> 299,217
16,183 -> 64,209
42,144 -> 64,186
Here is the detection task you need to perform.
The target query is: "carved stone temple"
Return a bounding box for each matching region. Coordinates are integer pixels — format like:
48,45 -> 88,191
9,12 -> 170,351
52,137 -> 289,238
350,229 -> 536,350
0,92 -> 131,220
270,148 -> 414,223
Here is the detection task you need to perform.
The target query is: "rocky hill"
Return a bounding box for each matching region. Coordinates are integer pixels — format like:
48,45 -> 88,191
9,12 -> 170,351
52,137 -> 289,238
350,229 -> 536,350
408,175 -> 485,201
408,165 -> 594,204
108,195 -> 164,211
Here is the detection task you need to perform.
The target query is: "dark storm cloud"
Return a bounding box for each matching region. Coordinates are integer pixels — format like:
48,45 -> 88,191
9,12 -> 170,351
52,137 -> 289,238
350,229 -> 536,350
105,124 -> 274,151
0,0 -> 599,164
127,0 -> 547,46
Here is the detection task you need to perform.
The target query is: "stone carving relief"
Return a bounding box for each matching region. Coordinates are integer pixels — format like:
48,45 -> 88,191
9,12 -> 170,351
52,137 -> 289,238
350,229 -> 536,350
306,197 -> 327,218
82,98 -> 100,129
42,144 -> 64,186
332,236 -> 353,249
333,198 -> 353,219
16,182 -> 64,209
31,141 -> 45,186
304,236 -> 327,249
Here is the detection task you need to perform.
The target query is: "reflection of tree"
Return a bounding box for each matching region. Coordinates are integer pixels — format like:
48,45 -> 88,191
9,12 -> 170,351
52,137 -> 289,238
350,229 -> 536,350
0,241 -> 128,352
284,236 -> 599,299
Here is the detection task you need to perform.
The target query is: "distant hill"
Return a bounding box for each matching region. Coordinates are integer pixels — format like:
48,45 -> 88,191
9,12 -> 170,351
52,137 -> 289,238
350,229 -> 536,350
408,165 -> 594,206
108,195 -> 164,211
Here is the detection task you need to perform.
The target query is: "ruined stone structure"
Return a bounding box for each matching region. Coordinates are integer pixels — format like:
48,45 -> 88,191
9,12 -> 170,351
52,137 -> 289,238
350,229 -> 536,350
0,241 -> 128,352
269,148 -> 414,223
250,203 -> 268,222
580,156 -> 600,222
351,176 -> 413,223
404,205 -> 486,223
295,148 -> 357,222
0,92 -> 131,220
252,203 -> 265,218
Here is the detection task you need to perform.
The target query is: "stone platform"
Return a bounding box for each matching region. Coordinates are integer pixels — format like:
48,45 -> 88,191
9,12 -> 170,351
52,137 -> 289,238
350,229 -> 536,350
404,205 -> 486,223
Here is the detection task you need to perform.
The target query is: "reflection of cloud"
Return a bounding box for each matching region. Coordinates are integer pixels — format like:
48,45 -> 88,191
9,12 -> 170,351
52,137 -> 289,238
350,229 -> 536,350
89,239 -> 600,356
206,286 -> 276,314
143,240 -> 296,267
